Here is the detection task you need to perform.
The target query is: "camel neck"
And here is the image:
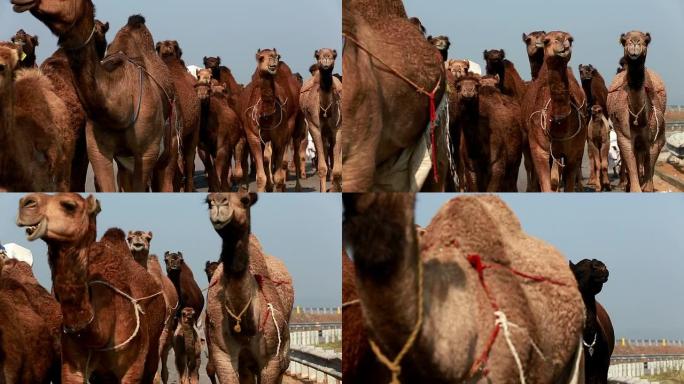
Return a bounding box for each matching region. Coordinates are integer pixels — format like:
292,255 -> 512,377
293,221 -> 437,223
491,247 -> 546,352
530,51 -> 544,80
581,78 -> 594,108
438,49 -> 448,62
211,67 -> 221,82
21,53 -> 36,68
319,67 -> 334,92
256,72 -> 277,115
131,249 -> 149,269
544,60 -> 572,116
625,56 -> 646,91
581,293 -> 599,338
486,61 -> 506,92
0,77 -> 14,156
219,225 -> 251,278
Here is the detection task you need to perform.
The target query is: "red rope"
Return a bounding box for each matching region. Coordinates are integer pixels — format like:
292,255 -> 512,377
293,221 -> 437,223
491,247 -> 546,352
254,274 -> 291,332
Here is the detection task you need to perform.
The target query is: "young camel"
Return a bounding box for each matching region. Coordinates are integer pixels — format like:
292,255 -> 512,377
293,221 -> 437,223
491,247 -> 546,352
173,307 -> 201,384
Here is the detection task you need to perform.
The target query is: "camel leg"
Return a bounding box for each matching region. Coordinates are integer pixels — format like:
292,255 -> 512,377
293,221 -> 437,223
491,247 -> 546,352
258,358 -> 285,384
588,142 -> 600,190
299,135 -> 308,180
62,359 -> 86,384
563,157 -> 580,192
133,153 -> 154,192
531,146 -> 552,192
209,344 -> 240,384
487,160 -> 504,192
272,141 -> 288,192
215,146 -> 231,192
86,126 -> 117,192
232,137 -> 246,187
160,326 -> 173,384
331,126 -> 343,192
189,350 -> 201,384
264,143 -> 274,192
309,122 -> 328,192
184,132 -> 198,192
617,132 -> 642,192
246,132 -> 267,192
642,144 -> 657,192
600,141 -> 611,191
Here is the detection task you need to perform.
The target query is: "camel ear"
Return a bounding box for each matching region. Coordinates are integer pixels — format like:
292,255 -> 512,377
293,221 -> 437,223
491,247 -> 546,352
145,231 -> 153,241
103,22 -> 110,33
644,32 -> 651,46
501,49 -> 505,58
177,252 -> 183,260
494,74 -> 500,82
314,49 -> 320,60
86,195 -> 101,216
205,261 -> 211,268
203,56 -> 209,66
483,50 -> 488,59
522,33 -> 529,42
31,35 -> 38,47
569,260 -> 575,269
620,33 -> 627,46
155,42 -> 161,53
255,50 -> 262,61
164,251 -> 170,259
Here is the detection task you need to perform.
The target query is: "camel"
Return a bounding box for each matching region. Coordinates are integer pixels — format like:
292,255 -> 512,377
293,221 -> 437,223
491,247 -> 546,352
196,69 -> 245,191
299,48 -> 343,192
203,56 -> 243,108
127,230 -> 180,384
607,31 -> 667,192
10,29 -> 38,68
483,49 -> 527,101
579,64 -> 610,190
173,307 -> 201,384
343,0 -> 452,192
0,258 -> 62,384
204,260 -> 220,384
616,57 -> 627,74
446,59 -> 471,79
205,192 -> 294,383
239,49 -> 300,192
570,259 -> 614,384
428,35 -> 450,62
522,31 -> 547,81
16,193 -> 166,382
587,106 -> 611,191
343,193 -> 585,383
164,251 -> 204,323
454,74 -> 522,191
157,40 -> 201,192
14,0 -> 178,192
523,31 -> 587,192
0,42 -> 74,192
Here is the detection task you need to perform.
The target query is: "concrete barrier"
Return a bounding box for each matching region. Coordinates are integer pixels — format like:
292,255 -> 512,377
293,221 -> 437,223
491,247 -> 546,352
287,346 -> 342,384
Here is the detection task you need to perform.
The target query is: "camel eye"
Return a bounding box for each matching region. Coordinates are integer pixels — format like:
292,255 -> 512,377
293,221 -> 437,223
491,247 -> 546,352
61,200 -> 78,212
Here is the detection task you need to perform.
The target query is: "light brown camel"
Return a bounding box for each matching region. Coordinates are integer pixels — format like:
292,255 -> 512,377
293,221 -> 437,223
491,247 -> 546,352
196,69 -> 245,191
205,192 -> 294,383
343,193 -> 585,383
173,307 -> 201,384
483,49 -> 527,101
239,49 -> 300,192
10,29 -> 38,68
203,56 -> 243,109
14,0 -> 178,192
0,42 -> 74,192
0,258 -> 62,384
607,31 -> 667,192
523,31 -> 587,192
127,230 -> 180,384
522,31 -> 547,81
342,0 -> 452,192
16,193 -> 166,382
157,40 -> 201,192
579,64 -> 610,190
446,59 -> 470,79
299,48 -> 343,192
586,105 -> 611,192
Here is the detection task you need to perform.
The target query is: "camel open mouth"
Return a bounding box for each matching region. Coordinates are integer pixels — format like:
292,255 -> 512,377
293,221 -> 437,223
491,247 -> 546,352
267,65 -> 278,74
556,50 -> 570,58
11,0 -> 36,13
19,218 -> 47,241
131,243 -> 146,251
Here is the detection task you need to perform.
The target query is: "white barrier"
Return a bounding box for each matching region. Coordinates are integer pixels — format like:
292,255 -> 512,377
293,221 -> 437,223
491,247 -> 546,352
609,357 -> 684,378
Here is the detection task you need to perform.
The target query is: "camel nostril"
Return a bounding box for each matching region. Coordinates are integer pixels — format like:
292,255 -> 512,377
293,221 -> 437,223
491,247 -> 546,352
22,198 -> 37,208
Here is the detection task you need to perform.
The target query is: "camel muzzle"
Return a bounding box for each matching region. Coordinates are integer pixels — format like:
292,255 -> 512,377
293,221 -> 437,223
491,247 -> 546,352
10,0 -> 35,13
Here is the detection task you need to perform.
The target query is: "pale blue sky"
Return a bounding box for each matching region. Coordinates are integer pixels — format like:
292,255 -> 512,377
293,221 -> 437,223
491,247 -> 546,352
415,194 -> 684,340
404,0 -> 684,105
0,194 -> 342,307
0,0 -> 342,83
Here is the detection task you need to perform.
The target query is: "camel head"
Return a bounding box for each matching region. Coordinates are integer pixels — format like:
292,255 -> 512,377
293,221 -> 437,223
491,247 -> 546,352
10,29 -> 38,64
620,31 -> 650,61
0,43 -> 21,88
578,64 -> 596,81
315,48 -> 337,71
483,49 -> 505,66
0,246 -> 7,272
293,72 -> 304,87
156,40 -> 182,60
101,15 -> 153,72
206,191 -> 258,235
205,261 -> 219,283
16,193 -> 101,244
309,63 -> 319,76
195,68 -> 213,100
446,59 -> 470,79
480,74 -> 500,88
11,0 -> 92,37
543,31 -> 574,61
203,56 -> 221,71
255,48 -> 280,76
569,259 -> 609,296
180,307 -> 196,327
522,31 -> 546,57
455,74 -> 481,101
93,20 -> 110,59
590,105 -> 603,118
164,251 -> 184,272
617,57 -> 627,74
428,35 -> 450,61
127,230 -> 152,253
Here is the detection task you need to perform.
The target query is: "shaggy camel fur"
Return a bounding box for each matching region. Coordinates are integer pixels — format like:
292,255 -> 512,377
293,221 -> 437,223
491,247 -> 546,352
299,48 -> 343,192
157,40 -> 201,192
127,230 -> 180,384
343,193 -> 585,383
164,251 -> 204,323
204,56 -> 243,108
522,31 -> 547,81
587,106 -> 611,191
454,74 -> 522,191
0,258 -> 62,384
10,29 -> 38,68
570,259 -> 614,384
239,49 -> 300,192
206,192 -> 294,383
174,307 -> 201,384
16,193 -> 166,382
523,31 -> 587,192
342,0 -> 451,192
15,0 -> 178,191
607,31 -> 667,192
483,49 -> 527,101
0,42 -> 74,192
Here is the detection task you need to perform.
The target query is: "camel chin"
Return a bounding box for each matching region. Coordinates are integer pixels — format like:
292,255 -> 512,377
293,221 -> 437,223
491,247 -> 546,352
11,0 -> 35,13
21,219 -> 47,241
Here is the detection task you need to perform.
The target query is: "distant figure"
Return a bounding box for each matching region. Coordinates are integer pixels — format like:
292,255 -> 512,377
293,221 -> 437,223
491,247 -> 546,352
0,243 -> 33,267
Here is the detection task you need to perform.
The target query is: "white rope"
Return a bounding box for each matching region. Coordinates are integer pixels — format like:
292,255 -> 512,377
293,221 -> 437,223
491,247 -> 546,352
494,310 -> 526,384
267,303 -> 282,357
652,106 -> 661,145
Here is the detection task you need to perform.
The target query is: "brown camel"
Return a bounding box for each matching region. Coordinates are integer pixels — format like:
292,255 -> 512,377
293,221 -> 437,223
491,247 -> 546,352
0,42 -> 74,192
579,64 -> 609,190
16,193 -> 166,382
299,48 -> 343,192
483,49 -> 527,101
522,31 -> 547,81
195,69 -> 245,191
164,251 -> 205,323
454,74 -> 522,191
204,261 -> 220,384
157,40 -> 201,192
0,258 -> 62,384
428,35 -> 450,62
587,105 -> 611,191
239,49 -> 300,192
206,192 -> 294,383
127,230 -> 180,384
203,56 -> 243,108
446,59 -> 470,79
173,307 -> 201,384
342,0 -> 452,192
10,29 -> 38,68
14,0 -> 178,192
523,31 -> 587,192
607,31 -> 667,192
343,193 -> 585,383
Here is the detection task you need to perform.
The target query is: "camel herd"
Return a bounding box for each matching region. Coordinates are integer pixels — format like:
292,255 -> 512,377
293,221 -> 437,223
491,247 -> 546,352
1,0 -> 342,192
342,0 -> 668,192
0,190 -> 294,383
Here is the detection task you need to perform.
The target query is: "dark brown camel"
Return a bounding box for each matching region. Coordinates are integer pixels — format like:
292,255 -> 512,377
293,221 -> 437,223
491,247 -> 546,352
16,193 -> 166,382
522,31 -> 546,81
164,251 -> 204,323
0,258 -> 62,384
10,29 -> 38,68
157,40 -> 201,192
454,74 -> 522,191
239,49 -> 300,192
483,49 -> 527,101
607,31 -> 667,192
14,0 -> 178,192
587,105 -> 612,191
342,0 -> 451,192
523,31 -> 587,192
173,307 -> 201,384
570,259 -> 614,384
428,35 -> 450,62
0,42 -> 74,192
204,56 -> 243,108
579,64 -> 610,190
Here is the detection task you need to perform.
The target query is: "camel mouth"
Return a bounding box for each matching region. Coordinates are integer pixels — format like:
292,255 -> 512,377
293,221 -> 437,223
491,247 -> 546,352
434,41 -> 448,50
556,50 -> 570,58
628,54 -> 643,60
535,43 -> 544,48
11,0 -> 36,12
19,218 -> 47,241
130,243 -> 146,252
267,65 -> 278,74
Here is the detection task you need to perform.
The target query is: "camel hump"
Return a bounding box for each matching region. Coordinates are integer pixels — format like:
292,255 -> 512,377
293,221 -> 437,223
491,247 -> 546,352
14,68 -> 53,91
300,77 -> 316,93
0,258 -> 35,281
